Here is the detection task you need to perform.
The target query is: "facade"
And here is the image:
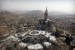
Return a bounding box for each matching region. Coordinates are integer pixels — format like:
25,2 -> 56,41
38,7 -> 52,31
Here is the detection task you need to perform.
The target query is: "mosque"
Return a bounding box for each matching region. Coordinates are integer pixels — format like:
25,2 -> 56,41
0,7 -> 74,50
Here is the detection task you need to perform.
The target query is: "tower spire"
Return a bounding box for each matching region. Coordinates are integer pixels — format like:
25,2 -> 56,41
46,6 -> 47,11
44,6 -> 48,20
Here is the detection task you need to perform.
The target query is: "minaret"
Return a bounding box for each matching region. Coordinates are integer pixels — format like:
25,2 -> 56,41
44,7 -> 48,21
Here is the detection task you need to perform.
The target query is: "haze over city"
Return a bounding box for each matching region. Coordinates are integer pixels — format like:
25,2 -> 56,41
0,0 -> 75,14
0,0 -> 75,50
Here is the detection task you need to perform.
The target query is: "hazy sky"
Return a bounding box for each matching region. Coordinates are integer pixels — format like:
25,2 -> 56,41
0,0 -> 75,14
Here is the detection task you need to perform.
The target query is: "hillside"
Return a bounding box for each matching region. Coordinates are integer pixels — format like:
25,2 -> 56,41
0,10 -> 75,35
